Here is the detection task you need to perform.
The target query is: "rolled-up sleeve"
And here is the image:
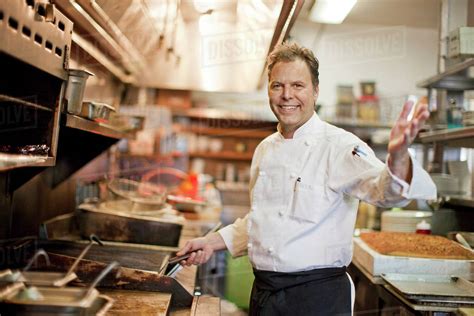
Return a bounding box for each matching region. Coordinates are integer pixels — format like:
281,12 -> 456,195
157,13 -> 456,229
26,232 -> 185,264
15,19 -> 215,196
329,142 -> 437,207
218,214 -> 249,258
386,153 -> 437,200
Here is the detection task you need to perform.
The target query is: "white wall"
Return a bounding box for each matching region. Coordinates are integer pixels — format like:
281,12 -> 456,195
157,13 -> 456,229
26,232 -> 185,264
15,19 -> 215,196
192,20 -> 439,125
291,20 -> 439,123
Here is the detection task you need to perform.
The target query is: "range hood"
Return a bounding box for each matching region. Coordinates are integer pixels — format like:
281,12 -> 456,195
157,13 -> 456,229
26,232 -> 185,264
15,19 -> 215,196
55,0 -> 303,92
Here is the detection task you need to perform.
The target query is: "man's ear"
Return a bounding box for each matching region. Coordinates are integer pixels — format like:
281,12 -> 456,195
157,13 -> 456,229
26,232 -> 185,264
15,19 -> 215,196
313,85 -> 319,98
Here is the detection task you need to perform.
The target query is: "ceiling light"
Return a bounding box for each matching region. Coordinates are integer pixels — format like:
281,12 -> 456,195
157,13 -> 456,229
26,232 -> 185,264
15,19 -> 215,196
309,0 -> 357,24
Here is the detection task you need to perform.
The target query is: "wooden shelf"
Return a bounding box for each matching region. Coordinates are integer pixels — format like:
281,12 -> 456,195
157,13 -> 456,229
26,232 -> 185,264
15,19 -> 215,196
118,152 -> 184,159
65,114 -> 127,139
189,151 -> 254,161
180,125 -> 274,138
418,126 -> 474,148
0,94 -> 53,112
0,156 -> 55,171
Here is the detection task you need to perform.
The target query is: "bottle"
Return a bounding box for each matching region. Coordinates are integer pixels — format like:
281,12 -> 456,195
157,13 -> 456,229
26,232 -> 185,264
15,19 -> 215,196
416,220 -> 431,235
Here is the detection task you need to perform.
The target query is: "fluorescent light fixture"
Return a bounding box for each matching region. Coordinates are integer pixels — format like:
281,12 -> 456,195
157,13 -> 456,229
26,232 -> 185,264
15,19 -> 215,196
309,0 -> 357,24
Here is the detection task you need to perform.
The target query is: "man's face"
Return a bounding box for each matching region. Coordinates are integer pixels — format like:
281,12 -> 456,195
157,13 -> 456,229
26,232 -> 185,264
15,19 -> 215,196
268,59 -> 319,138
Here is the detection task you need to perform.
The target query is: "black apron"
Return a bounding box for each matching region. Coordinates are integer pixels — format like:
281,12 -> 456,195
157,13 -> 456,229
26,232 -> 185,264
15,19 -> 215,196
249,266 -> 351,316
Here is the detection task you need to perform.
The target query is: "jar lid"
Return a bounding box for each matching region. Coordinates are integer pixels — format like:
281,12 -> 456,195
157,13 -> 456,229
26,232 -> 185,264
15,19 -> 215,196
416,220 -> 431,230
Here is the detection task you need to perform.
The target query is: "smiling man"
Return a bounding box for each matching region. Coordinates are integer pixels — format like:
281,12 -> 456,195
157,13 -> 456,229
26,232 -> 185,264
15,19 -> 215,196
177,42 -> 436,315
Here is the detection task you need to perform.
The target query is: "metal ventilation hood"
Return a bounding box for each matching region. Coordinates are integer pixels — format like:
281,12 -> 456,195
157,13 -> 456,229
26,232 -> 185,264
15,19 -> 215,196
55,0 -> 303,92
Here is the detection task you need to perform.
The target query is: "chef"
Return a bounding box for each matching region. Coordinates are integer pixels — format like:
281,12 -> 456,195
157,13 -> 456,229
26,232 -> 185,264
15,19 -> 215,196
177,42 -> 437,315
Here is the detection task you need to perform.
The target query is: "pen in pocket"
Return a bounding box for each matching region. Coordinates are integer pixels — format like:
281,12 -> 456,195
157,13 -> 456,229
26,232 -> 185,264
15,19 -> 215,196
294,177 -> 301,192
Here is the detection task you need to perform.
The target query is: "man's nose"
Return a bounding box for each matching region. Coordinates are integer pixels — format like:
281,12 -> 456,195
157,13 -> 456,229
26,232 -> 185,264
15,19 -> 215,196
282,86 -> 293,100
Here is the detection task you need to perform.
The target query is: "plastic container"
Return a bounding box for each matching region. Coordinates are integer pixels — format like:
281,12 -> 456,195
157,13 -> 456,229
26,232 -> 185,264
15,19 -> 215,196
64,69 -> 94,114
416,220 -> 432,235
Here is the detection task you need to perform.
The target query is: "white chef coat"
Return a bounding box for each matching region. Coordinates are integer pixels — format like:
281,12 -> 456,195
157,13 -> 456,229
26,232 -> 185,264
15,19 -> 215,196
218,113 -> 437,272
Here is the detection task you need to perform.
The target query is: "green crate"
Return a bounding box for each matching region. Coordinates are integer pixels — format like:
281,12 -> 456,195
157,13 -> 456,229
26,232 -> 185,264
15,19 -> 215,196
224,253 -> 254,309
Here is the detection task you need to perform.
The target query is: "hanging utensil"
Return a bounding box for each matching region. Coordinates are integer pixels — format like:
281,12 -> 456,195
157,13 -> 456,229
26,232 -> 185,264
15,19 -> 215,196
20,235 -> 102,287
23,249 -> 51,272
159,0 -> 170,48
0,249 -> 50,283
85,261 -> 120,299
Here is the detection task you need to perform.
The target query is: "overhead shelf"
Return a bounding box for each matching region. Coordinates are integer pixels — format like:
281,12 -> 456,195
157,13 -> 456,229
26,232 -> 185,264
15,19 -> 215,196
181,125 -> 274,139
418,126 -> 474,148
417,58 -> 474,90
0,155 -> 55,172
189,151 -> 254,161
443,195 -> 474,208
328,118 -> 392,129
65,114 -> 127,139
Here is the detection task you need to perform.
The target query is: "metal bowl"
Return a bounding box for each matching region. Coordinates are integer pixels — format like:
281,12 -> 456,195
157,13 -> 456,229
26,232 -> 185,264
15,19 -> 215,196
80,101 -> 116,122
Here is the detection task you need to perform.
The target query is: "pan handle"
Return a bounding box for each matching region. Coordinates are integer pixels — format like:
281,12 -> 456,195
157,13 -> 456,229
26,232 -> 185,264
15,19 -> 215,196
23,249 -> 50,271
65,234 -> 103,277
86,261 -> 120,297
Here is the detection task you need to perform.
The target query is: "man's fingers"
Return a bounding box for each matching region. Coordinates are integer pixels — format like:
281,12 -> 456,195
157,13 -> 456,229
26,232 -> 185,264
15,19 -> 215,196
410,120 -> 418,138
176,245 -> 190,257
176,241 -> 196,256
398,100 -> 415,121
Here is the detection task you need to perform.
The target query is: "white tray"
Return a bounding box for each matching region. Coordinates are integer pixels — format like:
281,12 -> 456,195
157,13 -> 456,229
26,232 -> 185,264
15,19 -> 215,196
352,237 -> 474,280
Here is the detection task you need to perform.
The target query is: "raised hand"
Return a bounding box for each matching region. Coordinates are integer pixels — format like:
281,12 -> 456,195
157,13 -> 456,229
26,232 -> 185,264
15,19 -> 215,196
387,97 -> 430,182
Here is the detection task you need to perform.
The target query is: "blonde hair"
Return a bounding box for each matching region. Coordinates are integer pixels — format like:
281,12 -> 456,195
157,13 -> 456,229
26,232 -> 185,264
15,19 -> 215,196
267,42 -> 319,86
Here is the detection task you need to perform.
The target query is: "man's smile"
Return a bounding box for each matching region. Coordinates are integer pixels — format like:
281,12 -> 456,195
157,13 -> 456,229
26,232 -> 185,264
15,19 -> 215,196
278,105 -> 300,113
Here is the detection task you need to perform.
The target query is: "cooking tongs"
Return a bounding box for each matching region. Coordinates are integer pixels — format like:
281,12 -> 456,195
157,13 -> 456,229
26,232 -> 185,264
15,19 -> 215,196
2,234 -> 103,287
159,222 -> 222,276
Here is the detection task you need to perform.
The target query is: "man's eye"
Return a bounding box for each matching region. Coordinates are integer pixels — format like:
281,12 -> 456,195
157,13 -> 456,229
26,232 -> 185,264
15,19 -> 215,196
272,84 -> 282,89
293,83 -> 303,88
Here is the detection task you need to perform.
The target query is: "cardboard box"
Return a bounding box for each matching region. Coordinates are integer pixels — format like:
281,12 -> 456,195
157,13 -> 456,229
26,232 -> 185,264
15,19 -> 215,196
448,27 -> 474,58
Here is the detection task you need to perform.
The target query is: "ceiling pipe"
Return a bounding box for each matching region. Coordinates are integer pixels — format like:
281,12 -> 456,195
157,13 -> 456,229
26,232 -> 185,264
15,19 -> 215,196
257,0 -> 304,89
68,0 -> 142,75
89,0 -> 147,70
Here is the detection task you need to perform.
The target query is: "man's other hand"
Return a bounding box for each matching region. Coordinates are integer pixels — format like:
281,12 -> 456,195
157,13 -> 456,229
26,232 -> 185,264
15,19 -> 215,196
387,96 -> 430,182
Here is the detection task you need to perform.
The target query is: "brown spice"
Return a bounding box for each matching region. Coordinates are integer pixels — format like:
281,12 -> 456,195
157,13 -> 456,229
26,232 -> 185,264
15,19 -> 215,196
360,232 -> 474,260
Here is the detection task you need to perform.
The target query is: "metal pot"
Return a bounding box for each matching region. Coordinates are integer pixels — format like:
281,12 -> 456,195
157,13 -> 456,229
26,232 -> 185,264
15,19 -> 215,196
0,262 -> 118,315
0,235 -> 102,287
77,204 -> 182,247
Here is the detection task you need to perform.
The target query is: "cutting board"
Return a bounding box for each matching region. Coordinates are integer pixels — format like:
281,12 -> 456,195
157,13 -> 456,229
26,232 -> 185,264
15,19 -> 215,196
353,237 -> 474,280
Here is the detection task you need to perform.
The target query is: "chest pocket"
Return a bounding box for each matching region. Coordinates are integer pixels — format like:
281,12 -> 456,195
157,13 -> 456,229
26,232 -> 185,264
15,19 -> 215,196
290,182 -> 332,224
252,168 -> 287,210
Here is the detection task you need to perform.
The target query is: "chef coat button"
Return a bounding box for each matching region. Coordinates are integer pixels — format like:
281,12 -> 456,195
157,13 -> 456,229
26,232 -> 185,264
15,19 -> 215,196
268,247 -> 274,254
279,210 -> 284,216
259,171 -> 266,176
251,207 -> 256,212
290,172 -> 297,178
247,243 -> 252,248
305,140 -> 311,146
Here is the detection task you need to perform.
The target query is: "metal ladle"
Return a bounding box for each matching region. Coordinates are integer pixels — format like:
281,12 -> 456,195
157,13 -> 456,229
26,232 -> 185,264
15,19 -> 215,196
65,234 -> 103,278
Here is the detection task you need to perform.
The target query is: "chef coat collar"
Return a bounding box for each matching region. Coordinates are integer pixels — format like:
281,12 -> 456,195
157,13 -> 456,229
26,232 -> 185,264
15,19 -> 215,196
276,112 -> 323,140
